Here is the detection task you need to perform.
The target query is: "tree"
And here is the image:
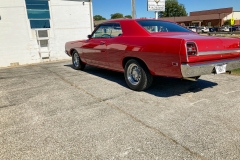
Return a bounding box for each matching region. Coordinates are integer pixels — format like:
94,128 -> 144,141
93,15 -> 106,21
159,0 -> 187,18
124,15 -> 132,19
224,20 -> 230,26
111,13 -> 124,19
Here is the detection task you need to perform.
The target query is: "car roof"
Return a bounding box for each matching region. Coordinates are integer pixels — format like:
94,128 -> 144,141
94,19 -> 193,37
100,18 -> 174,24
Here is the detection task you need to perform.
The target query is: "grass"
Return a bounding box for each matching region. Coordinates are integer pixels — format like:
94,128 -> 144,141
231,68 -> 240,75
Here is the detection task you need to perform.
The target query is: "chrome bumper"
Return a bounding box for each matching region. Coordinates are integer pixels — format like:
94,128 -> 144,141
181,58 -> 240,77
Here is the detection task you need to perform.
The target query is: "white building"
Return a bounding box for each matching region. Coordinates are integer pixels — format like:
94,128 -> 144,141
0,0 -> 93,67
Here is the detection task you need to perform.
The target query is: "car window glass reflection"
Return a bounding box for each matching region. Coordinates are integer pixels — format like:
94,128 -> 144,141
138,20 -> 191,33
111,24 -> 123,37
92,25 -> 113,38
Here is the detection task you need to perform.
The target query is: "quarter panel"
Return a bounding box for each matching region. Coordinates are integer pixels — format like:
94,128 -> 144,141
108,37 -> 183,77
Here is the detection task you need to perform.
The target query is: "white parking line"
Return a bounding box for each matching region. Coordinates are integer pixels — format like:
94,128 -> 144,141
224,90 -> 240,94
190,99 -> 210,105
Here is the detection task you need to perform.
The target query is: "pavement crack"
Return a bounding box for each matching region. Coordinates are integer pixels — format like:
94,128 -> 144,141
0,104 -> 16,109
39,66 -> 208,160
104,101 -> 208,160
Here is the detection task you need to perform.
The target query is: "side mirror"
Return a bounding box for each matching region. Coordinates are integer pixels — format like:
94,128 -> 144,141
87,35 -> 92,39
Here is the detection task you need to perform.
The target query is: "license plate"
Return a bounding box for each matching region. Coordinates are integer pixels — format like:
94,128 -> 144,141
215,64 -> 227,74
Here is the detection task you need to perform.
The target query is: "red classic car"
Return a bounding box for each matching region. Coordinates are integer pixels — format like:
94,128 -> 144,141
65,19 -> 240,91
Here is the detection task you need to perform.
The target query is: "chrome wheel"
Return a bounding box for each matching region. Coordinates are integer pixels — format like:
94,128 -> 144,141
124,59 -> 153,91
72,50 -> 85,70
127,63 -> 141,85
73,52 -> 80,67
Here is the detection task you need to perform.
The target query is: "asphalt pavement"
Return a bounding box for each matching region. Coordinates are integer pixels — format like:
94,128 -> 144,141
1,60 -> 240,160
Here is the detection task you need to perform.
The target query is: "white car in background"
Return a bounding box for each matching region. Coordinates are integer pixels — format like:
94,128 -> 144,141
187,26 -> 197,32
220,26 -> 236,32
220,26 -> 230,32
201,26 -> 209,33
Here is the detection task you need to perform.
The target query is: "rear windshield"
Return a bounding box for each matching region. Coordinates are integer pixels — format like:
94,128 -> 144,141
137,20 -> 191,33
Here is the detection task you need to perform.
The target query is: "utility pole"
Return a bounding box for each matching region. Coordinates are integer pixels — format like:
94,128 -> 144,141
155,11 -> 158,19
131,0 -> 136,19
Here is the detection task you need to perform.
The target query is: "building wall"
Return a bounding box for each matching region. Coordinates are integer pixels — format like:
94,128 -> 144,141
159,11 -> 240,26
190,8 -> 233,16
0,0 -> 37,67
49,0 -> 93,60
159,13 -> 229,24
0,0 -> 93,68
235,20 -> 240,25
224,12 -> 240,25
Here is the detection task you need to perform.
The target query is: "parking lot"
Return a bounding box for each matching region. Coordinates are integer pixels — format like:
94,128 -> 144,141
1,60 -> 240,159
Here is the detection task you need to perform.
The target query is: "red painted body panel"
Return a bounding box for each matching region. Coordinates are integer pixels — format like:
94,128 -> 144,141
65,19 -> 240,78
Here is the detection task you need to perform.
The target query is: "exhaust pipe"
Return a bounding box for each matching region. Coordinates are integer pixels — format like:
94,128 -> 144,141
182,77 -> 199,81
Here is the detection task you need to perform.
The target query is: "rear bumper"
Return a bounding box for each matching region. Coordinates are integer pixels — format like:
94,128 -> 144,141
181,58 -> 240,77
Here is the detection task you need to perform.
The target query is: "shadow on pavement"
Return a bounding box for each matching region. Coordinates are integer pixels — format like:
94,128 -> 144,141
64,64 -> 218,97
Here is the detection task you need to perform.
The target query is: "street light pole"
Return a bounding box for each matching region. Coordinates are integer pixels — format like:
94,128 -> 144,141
131,0 -> 136,19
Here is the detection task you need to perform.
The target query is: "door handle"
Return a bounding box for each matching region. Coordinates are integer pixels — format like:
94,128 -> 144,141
100,41 -> 105,45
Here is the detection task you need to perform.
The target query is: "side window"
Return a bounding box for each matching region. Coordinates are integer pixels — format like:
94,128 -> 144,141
143,26 -> 168,32
111,23 -> 123,37
92,24 -> 113,38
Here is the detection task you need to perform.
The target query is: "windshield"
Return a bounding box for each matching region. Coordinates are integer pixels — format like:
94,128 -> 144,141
137,20 -> 191,33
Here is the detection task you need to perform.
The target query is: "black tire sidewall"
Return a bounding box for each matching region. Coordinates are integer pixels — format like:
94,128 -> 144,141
72,51 -> 85,70
124,59 -> 150,91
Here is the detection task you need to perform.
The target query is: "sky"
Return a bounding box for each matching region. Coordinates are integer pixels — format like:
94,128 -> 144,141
92,0 -> 240,19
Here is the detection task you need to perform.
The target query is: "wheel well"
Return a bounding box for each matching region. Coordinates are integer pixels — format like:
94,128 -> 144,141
70,49 -> 77,56
122,57 -> 149,70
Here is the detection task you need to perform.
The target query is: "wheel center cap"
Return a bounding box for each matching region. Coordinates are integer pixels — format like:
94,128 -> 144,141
132,70 -> 139,80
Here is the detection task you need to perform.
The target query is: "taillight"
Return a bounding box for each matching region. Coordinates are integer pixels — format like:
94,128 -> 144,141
186,42 -> 198,56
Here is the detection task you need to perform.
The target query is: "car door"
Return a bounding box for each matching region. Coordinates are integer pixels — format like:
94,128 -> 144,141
107,23 -> 126,70
81,23 -> 113,67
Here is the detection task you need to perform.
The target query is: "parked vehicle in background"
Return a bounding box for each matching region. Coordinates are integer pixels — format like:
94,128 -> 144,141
65,19 -> 240,91
201,26 -> 209,33
235,25 -> 240,31
214,27 -> 220,32
209,27 -> 215,32
187,26 -> 197,32
199,26 -> 216,33
220,26 -> 228,32
220,26 -> 236,32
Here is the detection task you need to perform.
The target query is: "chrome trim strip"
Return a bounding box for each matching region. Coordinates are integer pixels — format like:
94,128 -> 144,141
198,49 -> 240,56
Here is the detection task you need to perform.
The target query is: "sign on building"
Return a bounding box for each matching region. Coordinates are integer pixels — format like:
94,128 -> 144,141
147,0 -> 165,11
231,18 -> 235,25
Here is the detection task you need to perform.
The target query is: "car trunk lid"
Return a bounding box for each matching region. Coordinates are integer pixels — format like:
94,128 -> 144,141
151,33 -> 240,63
189,38 -> 240,63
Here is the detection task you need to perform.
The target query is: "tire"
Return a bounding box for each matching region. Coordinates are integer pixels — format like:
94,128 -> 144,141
72,50 -> 85,70
124,59 -> 153,91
